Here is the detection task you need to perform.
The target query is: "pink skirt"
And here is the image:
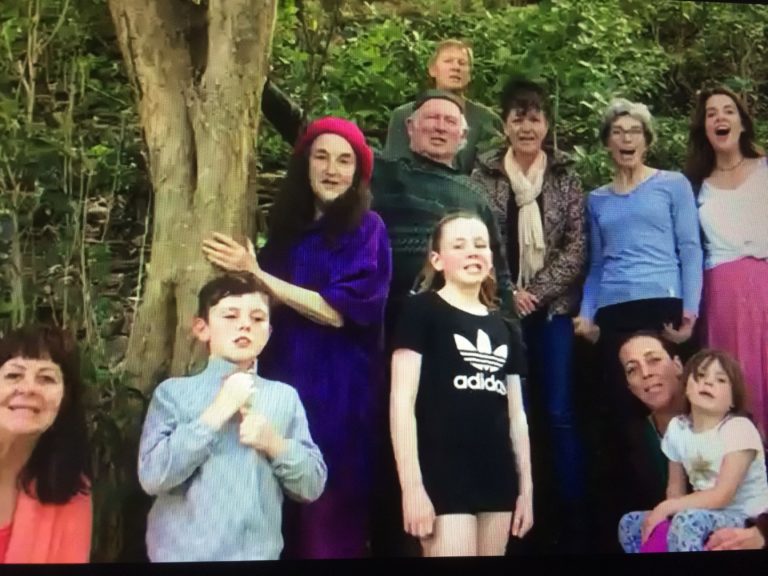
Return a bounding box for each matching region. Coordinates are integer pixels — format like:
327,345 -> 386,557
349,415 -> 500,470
703,257 -> 768,436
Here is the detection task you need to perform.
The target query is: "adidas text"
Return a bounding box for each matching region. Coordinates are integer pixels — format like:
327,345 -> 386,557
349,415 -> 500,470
453,373 -> 507,395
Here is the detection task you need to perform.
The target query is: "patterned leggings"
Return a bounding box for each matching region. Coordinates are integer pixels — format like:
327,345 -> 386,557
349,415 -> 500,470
619,509 -> 748,552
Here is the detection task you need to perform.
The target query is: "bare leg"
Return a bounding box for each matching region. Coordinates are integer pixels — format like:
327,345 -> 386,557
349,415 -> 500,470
421,514 -> 477,557
477,512 -> 513,556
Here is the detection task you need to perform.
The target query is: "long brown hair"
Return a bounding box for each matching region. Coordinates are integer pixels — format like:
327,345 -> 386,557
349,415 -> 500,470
414,212 -> 499,309
267,144 -> 371,249
684,86 -> 764,192
681,348 -> 752,421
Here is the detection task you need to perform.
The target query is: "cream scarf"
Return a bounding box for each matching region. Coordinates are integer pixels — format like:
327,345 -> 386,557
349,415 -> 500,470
504,147 -> 547,287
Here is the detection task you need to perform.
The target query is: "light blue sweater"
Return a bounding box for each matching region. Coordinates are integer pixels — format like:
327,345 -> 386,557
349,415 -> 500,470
139,357 -> 327,562
579,170 -> 703,321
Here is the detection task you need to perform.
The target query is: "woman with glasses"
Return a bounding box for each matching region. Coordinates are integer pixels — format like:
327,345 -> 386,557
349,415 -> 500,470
573,98 -> 703,551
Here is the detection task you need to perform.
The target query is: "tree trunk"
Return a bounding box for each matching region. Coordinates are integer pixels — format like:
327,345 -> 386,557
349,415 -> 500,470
108,0 -> 278,393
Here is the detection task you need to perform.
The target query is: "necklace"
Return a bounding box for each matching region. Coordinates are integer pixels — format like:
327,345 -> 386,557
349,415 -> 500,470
715,156 -> 745,172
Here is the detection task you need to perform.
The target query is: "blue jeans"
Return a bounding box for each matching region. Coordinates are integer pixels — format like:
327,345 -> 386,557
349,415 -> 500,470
619,509 -> 749,552
522,312 -> 586,506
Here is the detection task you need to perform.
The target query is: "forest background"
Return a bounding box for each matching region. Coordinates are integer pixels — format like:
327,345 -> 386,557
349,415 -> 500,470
0,0 -> 766,561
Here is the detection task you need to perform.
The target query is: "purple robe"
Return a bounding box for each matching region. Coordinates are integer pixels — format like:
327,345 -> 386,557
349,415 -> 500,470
257,210 -> 392,559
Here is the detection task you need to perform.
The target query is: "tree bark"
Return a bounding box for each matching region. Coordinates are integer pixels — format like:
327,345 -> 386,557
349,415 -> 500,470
108,0 -> 278,392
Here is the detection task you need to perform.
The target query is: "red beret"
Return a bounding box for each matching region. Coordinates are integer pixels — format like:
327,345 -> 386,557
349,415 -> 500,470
293,117 -> 374,183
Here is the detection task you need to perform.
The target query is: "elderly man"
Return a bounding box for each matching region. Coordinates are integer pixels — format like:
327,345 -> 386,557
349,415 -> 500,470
371,89 -> 517,338
383,39 -> 502,174
618,331 -> 768,552
370,88 -> 522,557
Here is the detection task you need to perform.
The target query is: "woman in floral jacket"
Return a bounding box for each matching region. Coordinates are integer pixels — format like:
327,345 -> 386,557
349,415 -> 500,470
471,75 -> 587,552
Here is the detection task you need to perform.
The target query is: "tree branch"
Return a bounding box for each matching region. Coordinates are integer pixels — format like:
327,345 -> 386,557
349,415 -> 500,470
37,0 -> 71,54
301,0 -> 342,113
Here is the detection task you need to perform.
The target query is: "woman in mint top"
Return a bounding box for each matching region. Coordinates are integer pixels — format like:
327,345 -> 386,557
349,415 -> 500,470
573,98 -> 703,551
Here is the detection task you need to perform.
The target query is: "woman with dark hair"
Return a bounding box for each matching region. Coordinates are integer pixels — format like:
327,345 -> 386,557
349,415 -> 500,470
0,325 -> 92,563
573,98 -> 703,551
470,75 -> 587,552
202,117 -> 392,559
684,86 -> 768,437
619,349 -> 768,553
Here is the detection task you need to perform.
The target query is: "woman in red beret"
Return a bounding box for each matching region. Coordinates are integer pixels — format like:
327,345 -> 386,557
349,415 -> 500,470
203,117 -> 392,559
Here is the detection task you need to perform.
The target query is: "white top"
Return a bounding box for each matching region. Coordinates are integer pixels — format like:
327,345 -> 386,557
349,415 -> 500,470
662,415 -> 768,517
698,157 -> 768,269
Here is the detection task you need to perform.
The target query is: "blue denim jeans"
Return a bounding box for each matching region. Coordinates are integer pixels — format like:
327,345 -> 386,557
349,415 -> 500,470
522,312 -> 586,506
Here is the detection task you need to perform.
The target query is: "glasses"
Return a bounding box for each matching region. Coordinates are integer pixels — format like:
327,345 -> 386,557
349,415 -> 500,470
610,127 -> 645,139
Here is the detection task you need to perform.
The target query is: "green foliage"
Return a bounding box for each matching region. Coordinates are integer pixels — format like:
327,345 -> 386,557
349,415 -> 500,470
0,0 -> 147,561
3,0 -> 768,563
262,0 -> 768,191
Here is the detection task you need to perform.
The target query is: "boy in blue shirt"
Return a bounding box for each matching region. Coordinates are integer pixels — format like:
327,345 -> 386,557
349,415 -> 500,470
138,271 -> 327,561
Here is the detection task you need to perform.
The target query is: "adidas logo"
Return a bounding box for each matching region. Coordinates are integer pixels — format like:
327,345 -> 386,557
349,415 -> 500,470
452,329 -> 509,395
454,330 -> 508,372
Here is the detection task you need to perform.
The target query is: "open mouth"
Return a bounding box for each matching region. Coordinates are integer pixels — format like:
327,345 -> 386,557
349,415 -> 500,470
464,263 -> 483,273
619,148 -> 635,158
698,390 -> 715,399
714,126 -> 730,137
8,406 -> 41,414
643,383 -> 663,394
321,179 -> 341,187
234,337 -> 252,347
429,136 -> 448,145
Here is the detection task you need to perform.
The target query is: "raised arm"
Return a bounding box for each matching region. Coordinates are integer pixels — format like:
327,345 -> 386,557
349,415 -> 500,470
202,233 -> 343,327
257,266 -> 345,327
261,78 -> 305,145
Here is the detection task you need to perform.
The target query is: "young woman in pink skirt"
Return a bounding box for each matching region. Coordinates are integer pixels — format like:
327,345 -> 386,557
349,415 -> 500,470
685,85 -> 768,436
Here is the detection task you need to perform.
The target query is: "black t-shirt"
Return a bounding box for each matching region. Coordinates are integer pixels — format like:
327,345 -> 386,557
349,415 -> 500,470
392,291 -> 525,512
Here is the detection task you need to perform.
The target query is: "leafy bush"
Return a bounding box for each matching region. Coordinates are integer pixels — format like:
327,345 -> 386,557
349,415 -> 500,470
3,0 -> 768,561
263,0 -> 768,191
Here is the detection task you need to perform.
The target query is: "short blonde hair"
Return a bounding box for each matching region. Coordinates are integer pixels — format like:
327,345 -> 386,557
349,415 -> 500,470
599,98 -> 656,146
428,39 -> 474,69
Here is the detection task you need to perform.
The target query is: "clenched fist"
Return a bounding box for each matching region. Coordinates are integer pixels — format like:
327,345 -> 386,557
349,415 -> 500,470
218,372 -> 255,413
240,412 -> 287,459
200,372 -> 255,431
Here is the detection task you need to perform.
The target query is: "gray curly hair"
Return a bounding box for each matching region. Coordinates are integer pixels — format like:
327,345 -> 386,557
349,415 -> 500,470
599,98 -> 656,146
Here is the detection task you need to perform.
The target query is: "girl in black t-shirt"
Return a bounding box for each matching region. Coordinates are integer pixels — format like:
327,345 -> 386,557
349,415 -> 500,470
390,212 -> 533,557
